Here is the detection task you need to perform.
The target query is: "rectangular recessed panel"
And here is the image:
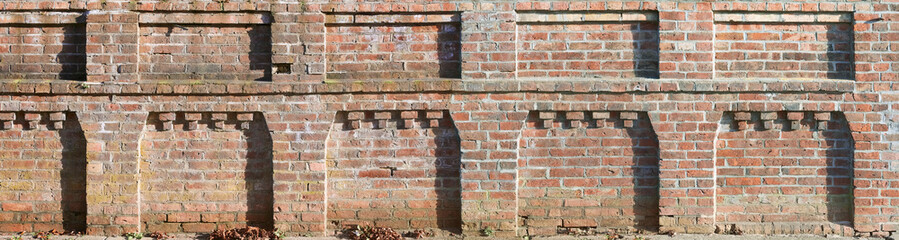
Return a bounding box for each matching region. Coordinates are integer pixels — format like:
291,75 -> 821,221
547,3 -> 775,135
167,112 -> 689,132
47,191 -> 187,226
0,12 -> 86,81
138,12 -> 272,81
519,111 -> 660,235
516,11 -> 660,79
0,112 -> 86,233
325,13 -> 462,80
326,110 -> 461,235
140,112 -> 273,233
714,12 -> 854,80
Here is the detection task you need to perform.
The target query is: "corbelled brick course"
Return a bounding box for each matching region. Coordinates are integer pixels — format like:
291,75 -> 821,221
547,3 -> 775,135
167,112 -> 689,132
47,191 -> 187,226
0,0 -> 897,239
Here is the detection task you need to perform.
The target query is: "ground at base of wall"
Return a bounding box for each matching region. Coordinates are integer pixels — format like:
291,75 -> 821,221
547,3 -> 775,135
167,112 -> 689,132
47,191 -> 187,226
0,234 -> 886,240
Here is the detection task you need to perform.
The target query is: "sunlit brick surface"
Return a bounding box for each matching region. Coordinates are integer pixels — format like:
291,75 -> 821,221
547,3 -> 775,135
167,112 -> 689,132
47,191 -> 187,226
518,111 -> 660,235
715,112 -> 853,234
139,25 -> 272,81
0,25 -> 86,81
517,22 -> 660,79
325,111 -> 462,234
139,113 -> 273,233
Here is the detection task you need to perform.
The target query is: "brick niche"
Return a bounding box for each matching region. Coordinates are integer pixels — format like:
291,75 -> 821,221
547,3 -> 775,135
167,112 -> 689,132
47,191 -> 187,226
325,110 -> 462,235
0,112 -> 86,233
715,111 -> 854,234
139,112 -> 273,233
0,12 -> 87,81
325,13 -> 462,80
713,12 -> 854,80
519,111 -> 660,235
516,11 -> 660,79
138,12 -> 273,81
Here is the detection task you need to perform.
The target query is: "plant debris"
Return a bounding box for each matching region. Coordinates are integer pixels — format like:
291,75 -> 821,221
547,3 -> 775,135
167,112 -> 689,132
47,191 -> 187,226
208,227 -> 279,240
342,225 -> 402,240
403,229 -> 431,239
32,229 -> 73,240
32,231 -> 55,240
146,231 -> 172,239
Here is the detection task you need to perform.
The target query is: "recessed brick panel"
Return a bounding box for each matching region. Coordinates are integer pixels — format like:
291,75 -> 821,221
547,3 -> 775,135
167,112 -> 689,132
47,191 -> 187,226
0,112 -> 86,233
138,13 -> 273,81
519,111 -> 660,235
139,112 -> 273,233
326,110 -> 461,235
325,13 -> 462,80
715,111 -> 853,234
713,12 -> 854,80
0,22 -> 86,81
516,12 -> 660,79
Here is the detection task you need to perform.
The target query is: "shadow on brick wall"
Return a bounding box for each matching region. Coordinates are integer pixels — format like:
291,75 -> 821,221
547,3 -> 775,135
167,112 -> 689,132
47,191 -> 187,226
825,24 -> 854,80
57,19 -> 87,81
247,26 -> 273,82
435,119 -> 463,234
823,113 -> 854,226
626,116 -> 661,231
59,112 -> 87,232
437,23 -> 462,79
243,113 -> 274,229
631,23 -> 660,79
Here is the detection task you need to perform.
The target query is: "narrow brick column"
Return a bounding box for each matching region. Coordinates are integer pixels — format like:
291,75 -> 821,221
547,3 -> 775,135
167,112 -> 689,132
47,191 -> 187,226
650,111 -> 719,233
80,110 -> 146,235
453,93 -> 526,237
847,105 -> 892,235
265,106 -> 331,235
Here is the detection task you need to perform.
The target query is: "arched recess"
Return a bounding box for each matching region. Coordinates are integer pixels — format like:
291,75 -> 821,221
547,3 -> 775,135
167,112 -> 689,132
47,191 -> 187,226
518,111 -> 661,236
325,110 -> 463,236
715,111 -> 853,235
139,112 -> 274,233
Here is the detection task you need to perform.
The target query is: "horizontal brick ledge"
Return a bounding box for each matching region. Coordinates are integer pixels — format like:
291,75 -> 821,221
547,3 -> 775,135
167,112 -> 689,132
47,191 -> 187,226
517,11 -> 658,23
324,13 -> 461,24
0,11 -> 86,24
138,12 -> 273,24
0,79 -> 855,95
714,12 -> 853,23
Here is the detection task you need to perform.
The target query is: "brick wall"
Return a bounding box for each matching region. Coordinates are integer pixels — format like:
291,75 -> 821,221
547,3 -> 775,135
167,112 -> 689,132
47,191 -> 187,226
0,0 -> 898,239
325,110 -> 461,235
519,111 -> 660,235
139,112 -> 272,233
